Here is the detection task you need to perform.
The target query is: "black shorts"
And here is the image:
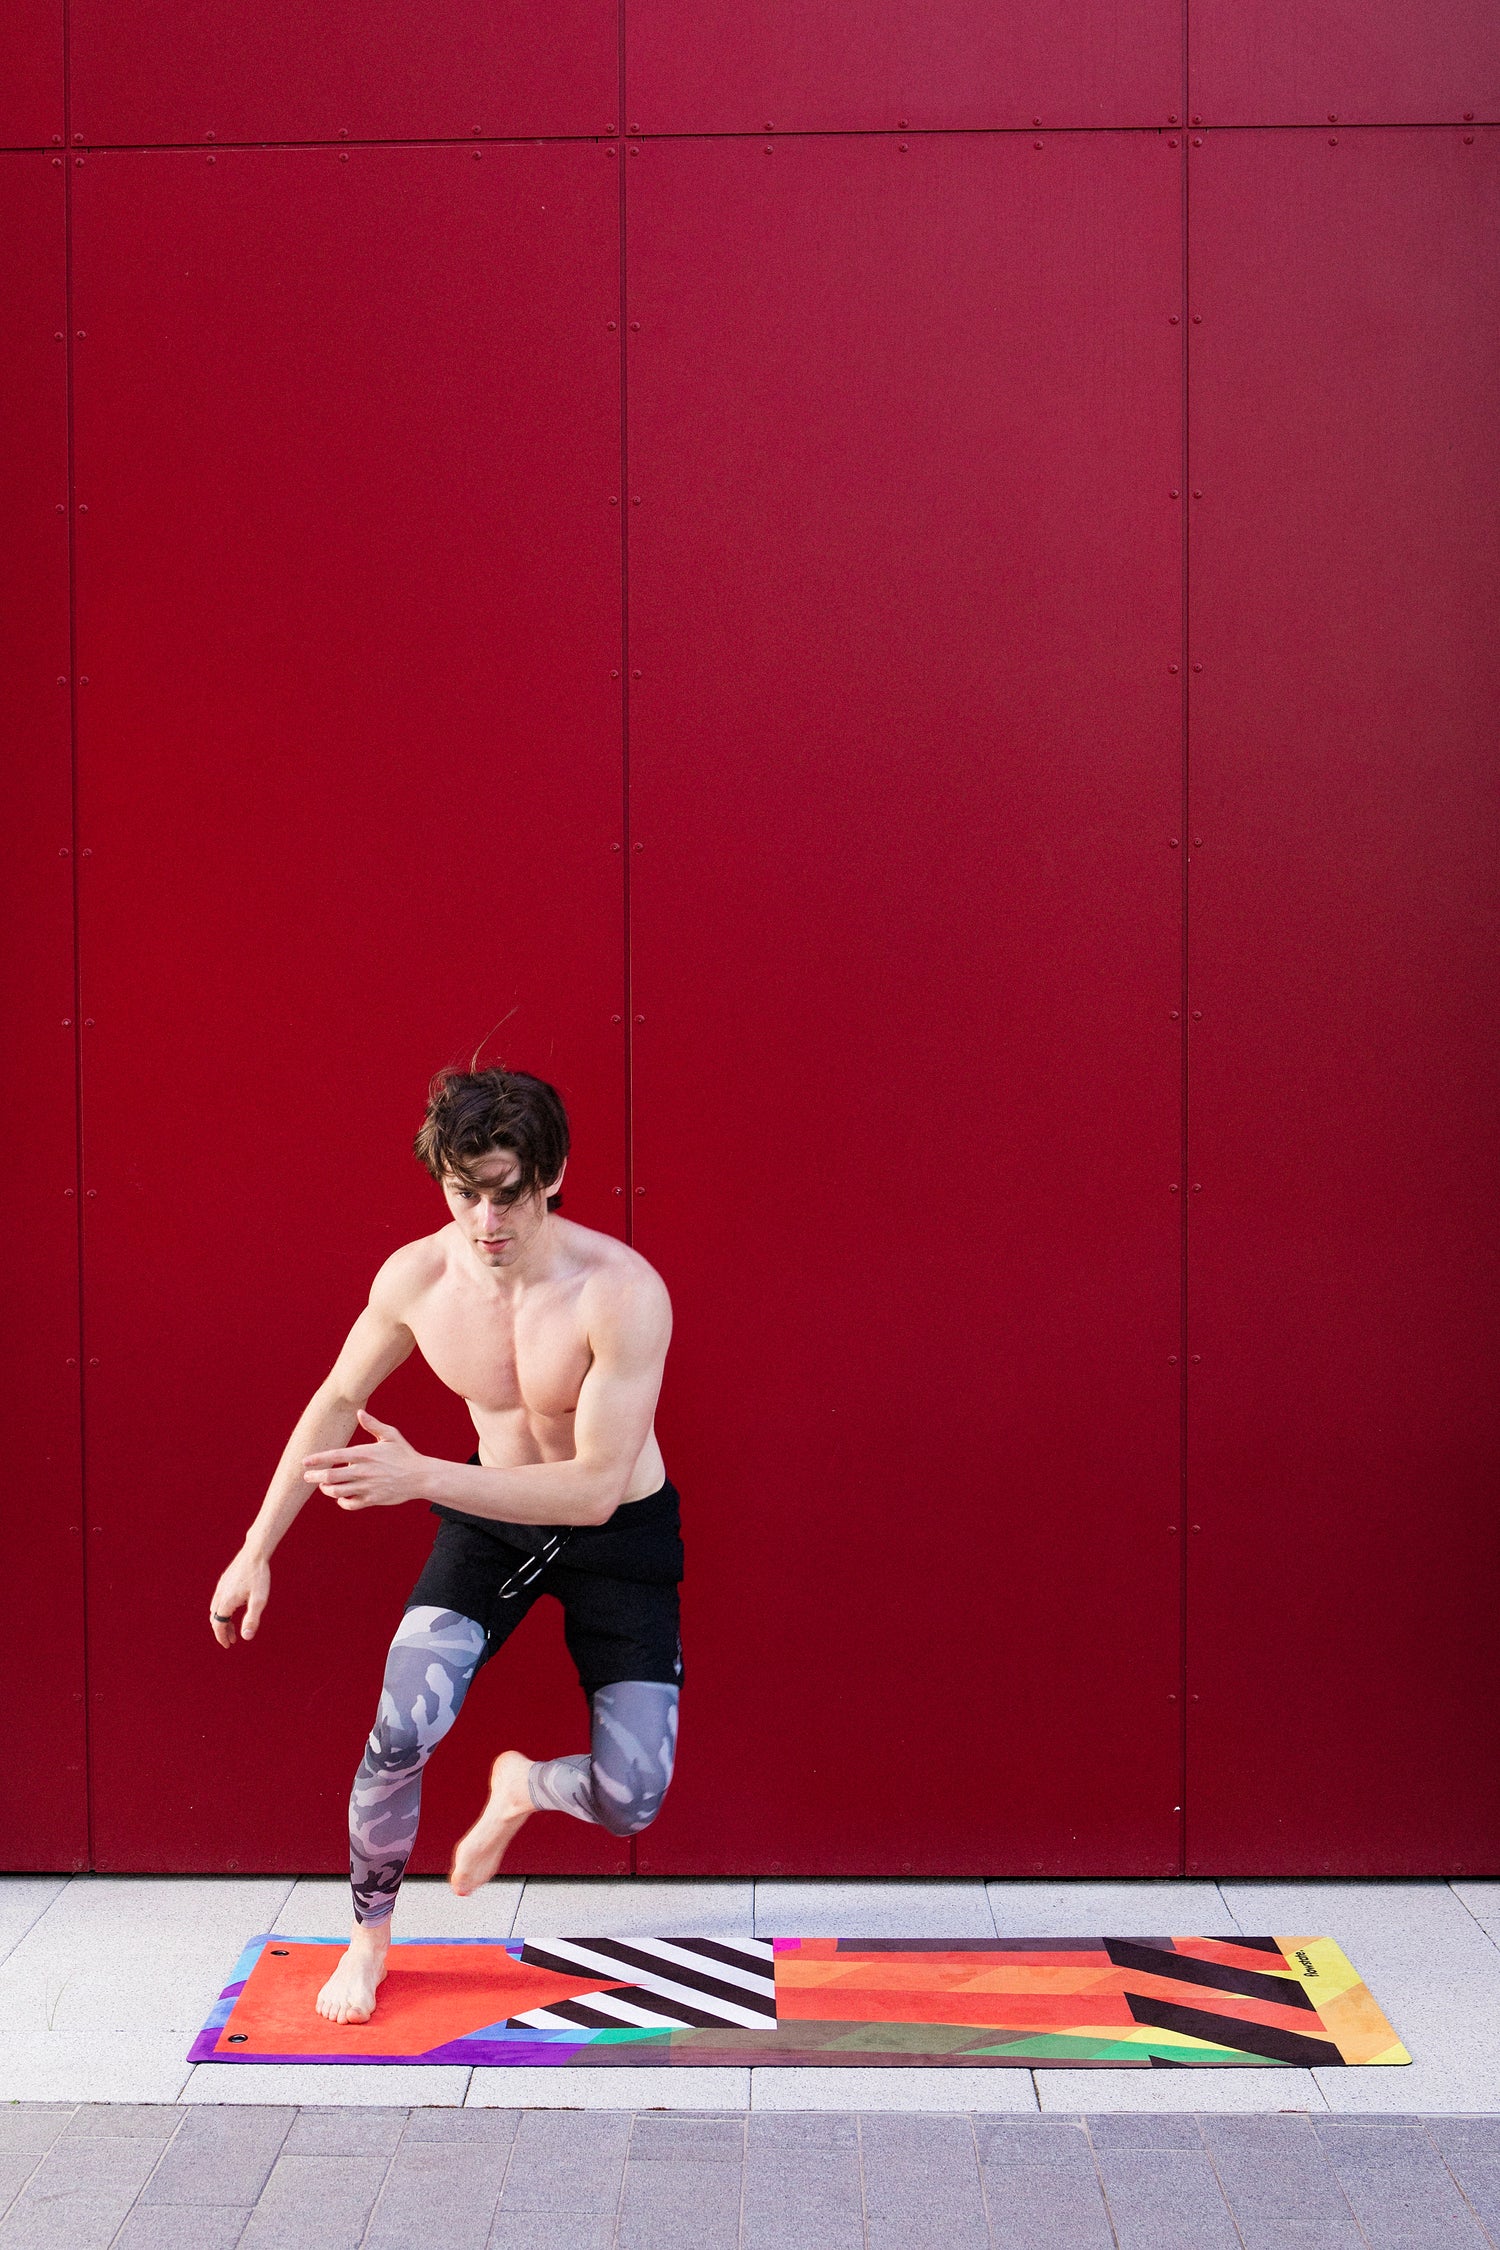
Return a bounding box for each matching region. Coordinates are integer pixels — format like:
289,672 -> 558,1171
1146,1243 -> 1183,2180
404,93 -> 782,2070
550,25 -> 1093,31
405,1470 -> 683,1696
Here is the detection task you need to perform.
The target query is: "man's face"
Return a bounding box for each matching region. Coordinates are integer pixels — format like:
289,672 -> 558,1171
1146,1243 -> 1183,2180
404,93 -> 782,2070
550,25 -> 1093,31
441,1146 -> 562,1270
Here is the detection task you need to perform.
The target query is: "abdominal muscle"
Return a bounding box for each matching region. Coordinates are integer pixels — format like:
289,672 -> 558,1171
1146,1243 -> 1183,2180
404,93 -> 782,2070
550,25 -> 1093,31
466,1402 -> 668,1510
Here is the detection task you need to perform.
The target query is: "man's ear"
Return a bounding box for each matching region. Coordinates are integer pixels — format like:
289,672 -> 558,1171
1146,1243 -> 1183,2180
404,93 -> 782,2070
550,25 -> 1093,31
545,1159 -> 567,1200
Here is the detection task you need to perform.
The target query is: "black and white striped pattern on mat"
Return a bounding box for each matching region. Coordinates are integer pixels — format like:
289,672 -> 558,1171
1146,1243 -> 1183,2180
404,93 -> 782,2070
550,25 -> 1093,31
509,1937 -> 778,2031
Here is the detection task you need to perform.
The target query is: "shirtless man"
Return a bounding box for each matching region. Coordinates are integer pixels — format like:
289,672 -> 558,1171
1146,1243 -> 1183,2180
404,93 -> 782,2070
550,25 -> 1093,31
208,1066 -> 679,2025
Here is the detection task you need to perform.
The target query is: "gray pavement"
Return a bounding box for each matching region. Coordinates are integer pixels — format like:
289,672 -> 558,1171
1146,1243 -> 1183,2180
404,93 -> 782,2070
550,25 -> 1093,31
4,1875 -> 1500,2111
3,2102 -> 1500,2248
4,1876 -> 1500,2243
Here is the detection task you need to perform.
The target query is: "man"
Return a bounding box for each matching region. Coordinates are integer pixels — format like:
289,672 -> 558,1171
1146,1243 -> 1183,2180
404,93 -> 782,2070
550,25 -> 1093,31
208,1066 -> 679,2026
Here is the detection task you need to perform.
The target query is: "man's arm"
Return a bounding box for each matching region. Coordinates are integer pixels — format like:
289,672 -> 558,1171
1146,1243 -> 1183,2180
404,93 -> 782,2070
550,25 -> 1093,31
208,1261 -> 417,1645
308,1266 -> 671,1528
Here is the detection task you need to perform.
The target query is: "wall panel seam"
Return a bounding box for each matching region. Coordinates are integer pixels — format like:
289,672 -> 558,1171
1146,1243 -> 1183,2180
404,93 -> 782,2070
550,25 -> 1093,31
62,0 -> 94,1874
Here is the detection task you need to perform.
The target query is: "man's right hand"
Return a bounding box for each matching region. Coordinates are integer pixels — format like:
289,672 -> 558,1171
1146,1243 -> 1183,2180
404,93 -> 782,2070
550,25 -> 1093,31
209,1551 -> 270,1647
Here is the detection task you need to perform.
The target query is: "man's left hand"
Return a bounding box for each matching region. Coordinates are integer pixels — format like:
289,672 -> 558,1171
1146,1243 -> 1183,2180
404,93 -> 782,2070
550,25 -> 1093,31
304,1411 -> 429,1509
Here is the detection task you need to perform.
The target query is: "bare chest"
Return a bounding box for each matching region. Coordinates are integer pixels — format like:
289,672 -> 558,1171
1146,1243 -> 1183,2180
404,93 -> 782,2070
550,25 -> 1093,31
410,1280 -> 592,1422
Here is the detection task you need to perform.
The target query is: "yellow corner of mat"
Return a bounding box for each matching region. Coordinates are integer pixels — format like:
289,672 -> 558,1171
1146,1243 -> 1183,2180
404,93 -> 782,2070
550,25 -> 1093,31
1278,1936 -> 1411,2065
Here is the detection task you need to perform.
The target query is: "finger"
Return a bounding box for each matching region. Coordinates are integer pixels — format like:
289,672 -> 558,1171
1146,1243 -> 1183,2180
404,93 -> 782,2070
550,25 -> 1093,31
356,1409 -> 400,1439
303,1448 -> 363,1469
243,1595 -> 266,1637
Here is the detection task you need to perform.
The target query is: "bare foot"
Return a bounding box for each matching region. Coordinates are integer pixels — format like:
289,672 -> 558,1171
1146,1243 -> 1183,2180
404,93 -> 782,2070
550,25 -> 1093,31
450,1750 -> 536,1897
314,1923 -> 390,2025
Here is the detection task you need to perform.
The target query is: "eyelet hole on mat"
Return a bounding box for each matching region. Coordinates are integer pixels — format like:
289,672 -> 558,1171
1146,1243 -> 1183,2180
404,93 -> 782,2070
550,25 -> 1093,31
227,2034 -> 248,2043
270,1948 -> 289,1955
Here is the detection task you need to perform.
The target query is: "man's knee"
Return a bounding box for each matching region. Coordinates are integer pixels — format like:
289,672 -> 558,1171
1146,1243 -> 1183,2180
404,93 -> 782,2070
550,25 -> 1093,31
362,1607 -> 485,1777
593,1785 -> 665,1839
585,1677 -> 677,1835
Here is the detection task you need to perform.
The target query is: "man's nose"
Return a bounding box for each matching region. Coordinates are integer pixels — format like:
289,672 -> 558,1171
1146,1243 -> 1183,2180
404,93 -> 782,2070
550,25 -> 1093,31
478,1205 -> 506,1234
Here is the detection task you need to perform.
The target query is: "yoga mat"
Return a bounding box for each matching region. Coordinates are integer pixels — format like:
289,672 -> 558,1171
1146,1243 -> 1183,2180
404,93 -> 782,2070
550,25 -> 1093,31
190,1934 -> 1409,2067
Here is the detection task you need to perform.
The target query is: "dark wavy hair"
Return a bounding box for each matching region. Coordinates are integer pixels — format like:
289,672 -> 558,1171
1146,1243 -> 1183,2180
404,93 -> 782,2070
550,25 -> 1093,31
413,1066 -> 570,1211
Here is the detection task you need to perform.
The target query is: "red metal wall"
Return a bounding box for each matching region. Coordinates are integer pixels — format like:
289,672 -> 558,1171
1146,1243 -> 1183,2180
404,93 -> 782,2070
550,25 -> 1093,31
4,4 -> 1496,1877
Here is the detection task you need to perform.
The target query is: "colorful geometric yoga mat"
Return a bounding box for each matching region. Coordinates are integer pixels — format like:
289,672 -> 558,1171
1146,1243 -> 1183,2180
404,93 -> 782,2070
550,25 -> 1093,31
190,1935 -> 1409,2068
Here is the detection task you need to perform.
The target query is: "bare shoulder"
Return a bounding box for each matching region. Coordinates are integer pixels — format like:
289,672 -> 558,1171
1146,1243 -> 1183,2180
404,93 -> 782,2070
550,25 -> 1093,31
562,1222 -> 672,1345
367,1227 -> 451,1317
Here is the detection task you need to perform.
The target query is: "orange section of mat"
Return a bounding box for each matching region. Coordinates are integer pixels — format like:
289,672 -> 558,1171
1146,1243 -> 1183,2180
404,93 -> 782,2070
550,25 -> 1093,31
776,1957 -> 1319,2037
215,1943 -> 625,2057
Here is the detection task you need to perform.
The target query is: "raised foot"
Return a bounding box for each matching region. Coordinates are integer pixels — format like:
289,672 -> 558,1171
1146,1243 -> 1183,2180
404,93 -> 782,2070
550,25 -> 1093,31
314,1935 -> 389,2025
450,1749 -> 535,1897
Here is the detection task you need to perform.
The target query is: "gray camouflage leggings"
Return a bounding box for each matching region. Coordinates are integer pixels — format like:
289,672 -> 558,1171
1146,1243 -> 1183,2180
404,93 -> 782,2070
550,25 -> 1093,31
349,1604 -> 679,1925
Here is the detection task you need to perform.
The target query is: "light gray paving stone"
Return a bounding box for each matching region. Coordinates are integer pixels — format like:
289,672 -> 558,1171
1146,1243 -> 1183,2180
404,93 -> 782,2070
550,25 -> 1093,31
1083,2113 -> 1204,2149
1036,2066 -> 1325,2112
744,2115 -> 862,2194
1196,2112 -> 1361,2230
1223,1882 -> 1500,2115
401,2108 -> 520,2148
139,2106 -> 293,2206
981,2158 -> 1118,2249
111,2209 -> 251,2250
273,1877 -> 524,1942
751,2066 -> 1037,2111
235,2151 -> 391,2250
743,2208 -> 863,2250
0,2032 -> 193,2104
0,2115 -> 72,2159
1421,2115 -> 1500,2170
1230,2221 -> 1363,2249
12,2132 -> 163,2195
861,2112 -> 983,2161
0,1880 -> 293,2040
61,2105 -> 182,2140
1440,2164 -> 1500,2236
859,2112 -> 988,2239
1092,2145 -> 1242,2250
469,2065 -> 748,2108
743,2141 -> 863,2234
1313,2123 -> 1491,2246
184,2064 -> 467,2106
985,1881 -> 1239,1937
0,2187 -> 143,2249
617,2156 -> 743,2248
974,2116 -> 1097,2167
628,2113 -> 744,2160
1449,1884 -> 1500,1949
754,1880 -> 994,1937
0,2117 -> 74,2225
0,1892 -> 69,1978
0,2164 -> 39,2221
283,2105 -> 407,2156
865,2227 -> 990,2250
363,2140 -> 510,2250
1320,2070 -> 1500,2118
494,2108 -> 630,2212
517,1878 -> 754,1938
1342,2118 -> 1500,2238
0,2129 -> 164,2250
487,2216 -> 615,2250
746,2112 -> 859,2151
